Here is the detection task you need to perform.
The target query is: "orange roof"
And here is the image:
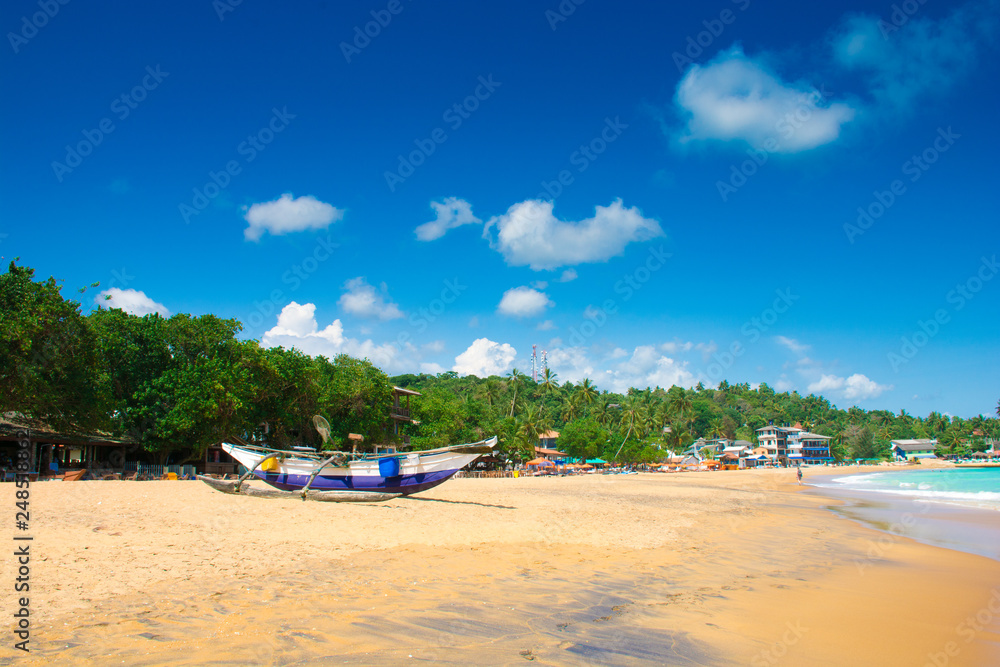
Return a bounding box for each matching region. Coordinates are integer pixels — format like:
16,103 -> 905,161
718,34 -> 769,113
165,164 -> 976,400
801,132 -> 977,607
538,430 -> 560,439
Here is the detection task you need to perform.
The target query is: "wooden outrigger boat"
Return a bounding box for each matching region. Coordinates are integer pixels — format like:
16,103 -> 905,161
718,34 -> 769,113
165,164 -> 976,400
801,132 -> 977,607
197,434 -> 497,503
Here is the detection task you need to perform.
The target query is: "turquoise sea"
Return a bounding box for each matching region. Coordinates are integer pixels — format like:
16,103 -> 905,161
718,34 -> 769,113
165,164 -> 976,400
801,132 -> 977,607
825,467 -> 1000,511
811,467 -> 1000,561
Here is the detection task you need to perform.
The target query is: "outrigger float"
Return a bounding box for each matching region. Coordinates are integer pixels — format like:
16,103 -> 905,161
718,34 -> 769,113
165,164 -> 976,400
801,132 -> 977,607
197,424 -> 497,503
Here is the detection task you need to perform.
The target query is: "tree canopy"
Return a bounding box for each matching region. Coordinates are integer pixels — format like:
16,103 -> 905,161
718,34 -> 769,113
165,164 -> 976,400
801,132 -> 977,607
2,261 -> 997,464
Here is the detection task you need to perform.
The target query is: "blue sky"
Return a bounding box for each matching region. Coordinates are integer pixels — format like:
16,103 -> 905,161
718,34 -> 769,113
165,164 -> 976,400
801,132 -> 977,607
2,0 -> 998,417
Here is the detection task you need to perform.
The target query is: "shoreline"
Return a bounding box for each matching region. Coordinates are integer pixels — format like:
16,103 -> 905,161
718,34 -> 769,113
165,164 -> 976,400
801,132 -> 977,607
805,466 -> 1000,562
4,471 -> 1000,665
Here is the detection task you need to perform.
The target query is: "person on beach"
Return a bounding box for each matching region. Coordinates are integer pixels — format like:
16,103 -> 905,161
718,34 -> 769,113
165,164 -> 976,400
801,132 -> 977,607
796,466 -> 803,485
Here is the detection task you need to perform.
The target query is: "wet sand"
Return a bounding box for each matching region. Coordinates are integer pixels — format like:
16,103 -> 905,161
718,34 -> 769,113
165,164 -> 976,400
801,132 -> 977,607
3,469 -> 999,665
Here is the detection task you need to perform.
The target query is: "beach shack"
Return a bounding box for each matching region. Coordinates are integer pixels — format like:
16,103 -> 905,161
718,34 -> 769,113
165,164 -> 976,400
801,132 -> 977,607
891,439 -> 938,461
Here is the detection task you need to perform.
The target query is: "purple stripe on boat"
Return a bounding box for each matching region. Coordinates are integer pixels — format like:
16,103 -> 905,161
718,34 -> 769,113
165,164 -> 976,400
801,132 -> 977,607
254,469 -> 459,495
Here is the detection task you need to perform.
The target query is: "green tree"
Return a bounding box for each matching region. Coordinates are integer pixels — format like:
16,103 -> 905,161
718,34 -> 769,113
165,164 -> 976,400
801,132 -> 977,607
559,417 -> 606,461
0,262 -> 103,430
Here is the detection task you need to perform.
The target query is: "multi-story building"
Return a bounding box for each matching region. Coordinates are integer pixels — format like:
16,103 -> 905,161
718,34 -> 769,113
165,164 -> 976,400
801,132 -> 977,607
756,425 -> 833,465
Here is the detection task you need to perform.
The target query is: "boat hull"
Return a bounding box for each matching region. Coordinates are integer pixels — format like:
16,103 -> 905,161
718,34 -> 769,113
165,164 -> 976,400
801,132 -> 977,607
220,438 -> 494,495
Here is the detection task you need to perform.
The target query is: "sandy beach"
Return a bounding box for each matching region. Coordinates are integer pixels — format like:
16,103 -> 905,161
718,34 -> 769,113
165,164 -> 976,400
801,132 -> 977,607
3,468 -> 999,666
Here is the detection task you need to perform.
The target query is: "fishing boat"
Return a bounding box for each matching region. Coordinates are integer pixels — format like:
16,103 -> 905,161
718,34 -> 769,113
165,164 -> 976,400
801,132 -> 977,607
198,420 -> 497,502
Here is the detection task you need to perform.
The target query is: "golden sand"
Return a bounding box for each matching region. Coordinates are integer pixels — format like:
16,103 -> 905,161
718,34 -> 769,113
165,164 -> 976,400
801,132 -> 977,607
2,469 -> 998,665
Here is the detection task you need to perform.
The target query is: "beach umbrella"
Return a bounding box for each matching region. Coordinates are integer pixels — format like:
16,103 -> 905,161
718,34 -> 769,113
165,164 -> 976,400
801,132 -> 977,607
526,458 -> 554,466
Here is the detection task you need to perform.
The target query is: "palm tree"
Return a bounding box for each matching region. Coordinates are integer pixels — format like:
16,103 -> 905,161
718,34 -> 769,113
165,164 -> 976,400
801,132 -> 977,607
560,392 -> 582,423
578,378 -> 598,405
506,368 -> 524,418
539,367 -> 559,395
667,388 -> 693,429
483,378 -> 502,409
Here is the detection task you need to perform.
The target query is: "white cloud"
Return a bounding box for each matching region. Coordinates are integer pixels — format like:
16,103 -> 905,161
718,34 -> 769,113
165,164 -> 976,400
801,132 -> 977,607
244,193 -> 343,242
484,199 -> 663,271
422,340 -> 446,353
843,373 -> 892,400
775,335 -> 811,354
414,197 -> 481,241
660,340 -> 694,354
606,346 -> 697,394
807,372 -> 892,401
674,46 -> 856,152
96,288 -> 170,317
807,374 -> 845,394
537,320 -> 556,331
420,362 -> 447,375
337,277 -> 404,321
261,302 -> 413,374
558,269 -> 578,282
546,346 -> 596,382
497,286 -> 553,318
831,2 -> 995,112
694,341 -> 718,361
453,338 -> 517,377
546,344 -> 697,394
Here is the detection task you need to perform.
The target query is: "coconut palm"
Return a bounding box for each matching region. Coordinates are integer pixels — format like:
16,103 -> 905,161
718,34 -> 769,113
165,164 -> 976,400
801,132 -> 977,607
560,392 -> 582,423
578,378 -> 598,405
539,367 -> 560,395
506,368 -> 524,418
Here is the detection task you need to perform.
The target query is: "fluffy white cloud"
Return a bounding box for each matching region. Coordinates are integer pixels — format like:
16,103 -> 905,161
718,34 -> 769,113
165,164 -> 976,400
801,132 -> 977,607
843,373 -> 892,400
337,277 -> 403,320
606,345 -> 697,394
414,197 -> 481,241
261,302 -> 413,374
807,374 -> 845,394
95,288 -> 169,316
484,199 -> 663,271
244,193 -> 343,242
453,338 -> 517,377
537,320 -> 556,331
558,268 -> 578,282
807,372 -> 892,401
497,286 -> 553,318
674,46 -> 856,152
832,3 -> 994,112
775,335 -> 811,354
420,362 -> 447,375
546,344 -> 696,394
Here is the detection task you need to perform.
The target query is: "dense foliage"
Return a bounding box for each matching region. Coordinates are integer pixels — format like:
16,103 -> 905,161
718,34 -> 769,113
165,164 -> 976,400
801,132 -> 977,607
389,376 -> 1000,463
3,262 -> 997,463
1,262 -> 393,463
